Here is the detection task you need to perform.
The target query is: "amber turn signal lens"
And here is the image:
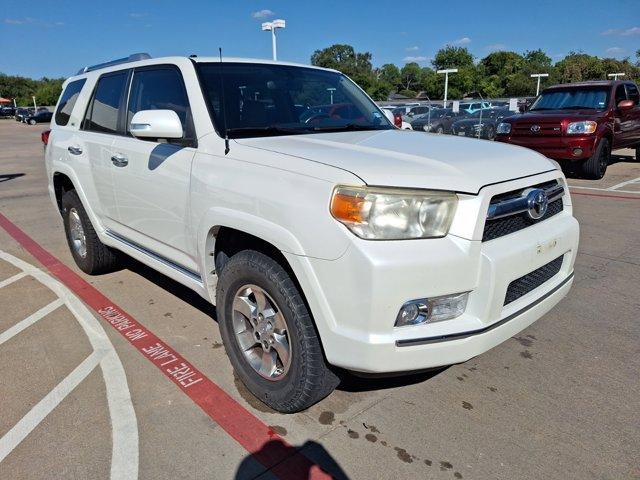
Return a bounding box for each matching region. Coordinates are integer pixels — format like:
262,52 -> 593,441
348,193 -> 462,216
330,192 -> 365,224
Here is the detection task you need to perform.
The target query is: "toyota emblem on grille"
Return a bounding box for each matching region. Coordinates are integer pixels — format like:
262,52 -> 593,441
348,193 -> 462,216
526,189 -> 549,220
530,124 -> 541,132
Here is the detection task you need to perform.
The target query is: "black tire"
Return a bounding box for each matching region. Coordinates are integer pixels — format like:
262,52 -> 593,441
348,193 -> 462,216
29,119 -> 36,125
434,125 -> 444,134
61,189 -> 120,274
579,138 -> 610,179
636,146 -> 639,161
216,250 -> 339,413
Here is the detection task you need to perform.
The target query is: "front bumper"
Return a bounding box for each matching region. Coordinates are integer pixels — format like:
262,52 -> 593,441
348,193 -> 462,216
285,174 -> 579,373
496,134 -> 597,161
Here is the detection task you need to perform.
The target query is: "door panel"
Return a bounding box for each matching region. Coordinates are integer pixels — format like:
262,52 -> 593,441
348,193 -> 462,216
109,137 -> 197,270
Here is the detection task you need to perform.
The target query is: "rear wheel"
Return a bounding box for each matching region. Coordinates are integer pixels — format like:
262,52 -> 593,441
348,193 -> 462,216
486,125 -> 496,140
579,138 -> 610,179
216,250 -> 339,413
29,119 -> 36,125
434,125 -> 444,134
61,190 -> 120,274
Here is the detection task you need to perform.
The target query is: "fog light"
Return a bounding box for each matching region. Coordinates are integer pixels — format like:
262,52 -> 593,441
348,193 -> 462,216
572,148 -> 583,156
395,292 -> 469,327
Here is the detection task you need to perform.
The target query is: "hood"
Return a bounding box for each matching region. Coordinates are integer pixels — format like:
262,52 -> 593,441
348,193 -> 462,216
510,109 -> 603,123
236,130 -> 556,194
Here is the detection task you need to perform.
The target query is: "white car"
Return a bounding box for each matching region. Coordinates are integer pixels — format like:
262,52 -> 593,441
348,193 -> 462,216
380,107 -> 412,130
46,53 -> 579,412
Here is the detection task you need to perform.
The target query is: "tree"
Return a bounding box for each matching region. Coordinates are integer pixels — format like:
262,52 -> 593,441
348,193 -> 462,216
400,62 -> 421,91
432,46 -> 474,71
377,64 -> 401,90
480,51 -> 524,77
554,52 -> 606,83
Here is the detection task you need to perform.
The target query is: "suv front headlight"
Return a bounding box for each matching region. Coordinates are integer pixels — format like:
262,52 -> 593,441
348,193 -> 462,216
330,185 -> 458,240
566,120 -> 597,135
496,122 -> 511,134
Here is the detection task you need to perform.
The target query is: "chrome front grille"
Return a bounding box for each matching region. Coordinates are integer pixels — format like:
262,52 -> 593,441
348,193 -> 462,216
483,180 -> 564,242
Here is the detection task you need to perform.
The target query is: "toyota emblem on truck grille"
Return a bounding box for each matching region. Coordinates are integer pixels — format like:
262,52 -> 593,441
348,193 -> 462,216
526,189 -> 549,220
530,125 -> 541,132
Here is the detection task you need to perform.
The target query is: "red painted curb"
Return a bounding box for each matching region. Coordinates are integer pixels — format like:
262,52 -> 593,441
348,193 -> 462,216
0,212 -> 331,480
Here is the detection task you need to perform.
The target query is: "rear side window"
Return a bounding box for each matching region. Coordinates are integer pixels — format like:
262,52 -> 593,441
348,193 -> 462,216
626,84 -> 639,106
83,71 -> 129,134
55,79 -> 86,126
126,67 -> 192,143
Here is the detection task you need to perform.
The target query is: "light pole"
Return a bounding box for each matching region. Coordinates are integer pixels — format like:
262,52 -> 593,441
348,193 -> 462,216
437,69 -> 458,108
261,19 -> 286,61
327,87 -> 336,104
608,72 -> 625,80
32,96 -> 37,110
530,73 -> 549,96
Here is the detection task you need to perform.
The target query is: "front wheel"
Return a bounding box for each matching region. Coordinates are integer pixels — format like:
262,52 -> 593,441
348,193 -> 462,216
29,119 -> 36,125
434,125 -> 444,134
580,138 -> 610,179
216,250 -> 339,413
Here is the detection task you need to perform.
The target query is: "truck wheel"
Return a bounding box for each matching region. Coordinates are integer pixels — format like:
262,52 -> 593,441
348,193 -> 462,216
61,190 -> 120,274
636,146 -> 639,161
580,138 -> 610,179
216,250 -> 339,413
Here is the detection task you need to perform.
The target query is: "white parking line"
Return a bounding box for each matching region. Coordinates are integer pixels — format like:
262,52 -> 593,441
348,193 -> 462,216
569,185 -> 640,195
606,176 -> 640,191
0,251 -> 138,480
0,350 -> 105,463
0,272 -> 27,289
0,298 -> 63,345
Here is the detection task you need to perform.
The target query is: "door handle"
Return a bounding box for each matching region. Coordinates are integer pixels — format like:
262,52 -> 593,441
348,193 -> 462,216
68,146 -> 83,155
111,154 -> 128,167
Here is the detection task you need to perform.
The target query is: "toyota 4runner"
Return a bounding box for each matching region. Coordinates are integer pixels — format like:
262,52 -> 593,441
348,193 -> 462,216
46,53 -> 579,412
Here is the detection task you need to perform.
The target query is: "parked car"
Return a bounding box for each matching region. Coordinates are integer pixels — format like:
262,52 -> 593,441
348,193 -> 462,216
15,108 -> 33,122
459,101 -> 493,114
381,107 -> 412,130
452,108 -> 517,140
0,106 -> 16,118
496,80 -> 640,178
24,110 -> 53,125
47,53 -> 578,413
410,108 -> 460,134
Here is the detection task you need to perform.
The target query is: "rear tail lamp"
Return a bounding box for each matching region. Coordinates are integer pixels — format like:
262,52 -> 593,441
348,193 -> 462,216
41,129 -> 51,146
393,113 -> 403,128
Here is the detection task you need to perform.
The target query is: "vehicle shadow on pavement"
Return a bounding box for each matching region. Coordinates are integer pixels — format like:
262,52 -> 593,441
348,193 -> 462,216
0,173 -> 25,183
121,256 -> 218,321
234,439 -> 350,480
336,367 -> 447,393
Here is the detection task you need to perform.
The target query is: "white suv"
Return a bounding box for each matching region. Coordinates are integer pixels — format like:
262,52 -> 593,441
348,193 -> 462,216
46,53 -> 579,412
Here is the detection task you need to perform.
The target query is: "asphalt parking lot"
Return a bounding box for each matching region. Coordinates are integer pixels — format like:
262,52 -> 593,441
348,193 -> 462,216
1,119 -> 639,480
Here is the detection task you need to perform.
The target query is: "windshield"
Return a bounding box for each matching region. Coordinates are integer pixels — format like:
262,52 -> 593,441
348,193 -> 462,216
197,62 -> 393,138
530,87 -> 610,111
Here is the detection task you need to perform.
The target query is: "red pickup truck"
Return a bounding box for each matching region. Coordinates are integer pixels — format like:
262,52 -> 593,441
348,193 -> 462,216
495,80 -> 640,179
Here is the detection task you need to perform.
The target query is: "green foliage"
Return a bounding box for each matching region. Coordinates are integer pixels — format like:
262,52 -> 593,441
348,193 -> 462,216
0,73 -> 64,106
432,46 -> 474,70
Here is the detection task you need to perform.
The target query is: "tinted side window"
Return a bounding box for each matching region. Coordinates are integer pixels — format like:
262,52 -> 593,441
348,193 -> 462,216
626,84 -> 640,106
614,85 -> 627,104
83,71 -> 129,134
127,67 -> 191,142
55,79 -> 86,126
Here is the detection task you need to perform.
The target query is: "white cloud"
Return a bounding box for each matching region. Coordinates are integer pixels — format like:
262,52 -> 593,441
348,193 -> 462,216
252,9 -> 275,19
4,17 -> 63,27
403,56 -> 429,62
451,37 -> 471,46
129,13 -> 148,18
602,26 -> 640,36
622,26 -> 640,36
606,47 -> 625,55
485,43 -> 507,52
406,46 -> 419,52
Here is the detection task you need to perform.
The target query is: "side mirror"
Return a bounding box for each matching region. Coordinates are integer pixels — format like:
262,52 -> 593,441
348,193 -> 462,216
618,99 -> 634,111
130,110 -> 183,139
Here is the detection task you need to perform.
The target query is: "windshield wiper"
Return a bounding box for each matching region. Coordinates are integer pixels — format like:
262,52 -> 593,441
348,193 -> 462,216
225,126 -> 309,137
310,123 -> 390,132
558,105 -> 595,110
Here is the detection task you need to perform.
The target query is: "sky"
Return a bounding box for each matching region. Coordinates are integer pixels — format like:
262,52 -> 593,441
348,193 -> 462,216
1,0 -> 639,79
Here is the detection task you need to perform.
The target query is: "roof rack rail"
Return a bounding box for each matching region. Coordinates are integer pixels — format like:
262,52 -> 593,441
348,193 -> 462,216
77,53 -> 152,75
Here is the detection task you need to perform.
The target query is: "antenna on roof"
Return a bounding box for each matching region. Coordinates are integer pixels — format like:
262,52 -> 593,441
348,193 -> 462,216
219,47 -> 230,155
